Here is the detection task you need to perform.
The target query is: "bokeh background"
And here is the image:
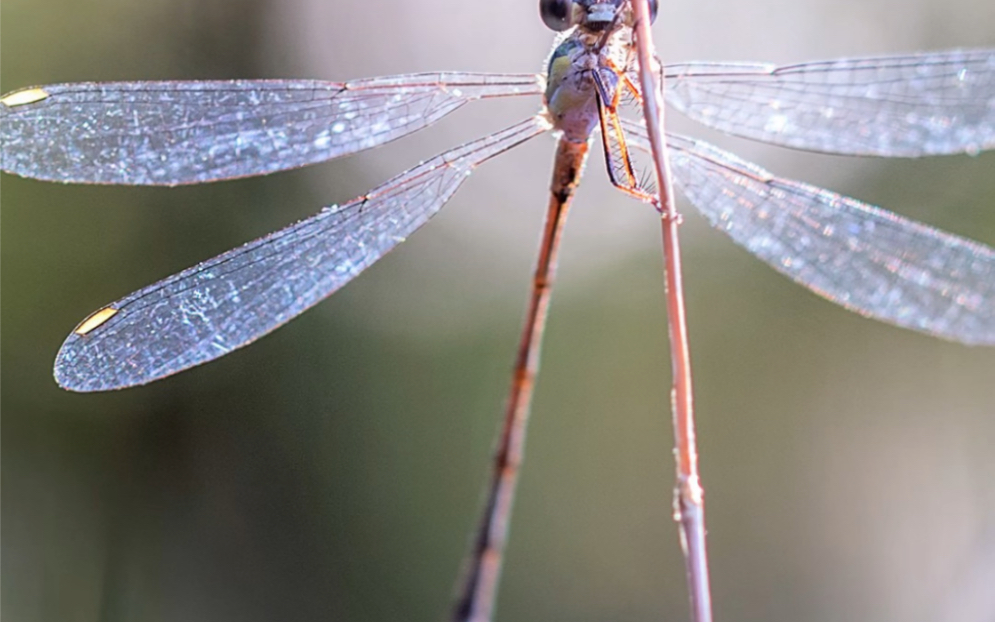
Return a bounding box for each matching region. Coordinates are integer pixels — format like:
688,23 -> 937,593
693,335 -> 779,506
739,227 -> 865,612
3,0 -> 995,621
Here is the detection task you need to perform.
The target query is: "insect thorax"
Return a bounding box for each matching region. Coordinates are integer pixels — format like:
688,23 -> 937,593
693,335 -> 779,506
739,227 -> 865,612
543,25 -> 635,143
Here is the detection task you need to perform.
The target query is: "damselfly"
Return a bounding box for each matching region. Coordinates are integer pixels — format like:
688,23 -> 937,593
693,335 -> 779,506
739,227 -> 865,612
3,13 -> 993,389
2,0 -> 994,618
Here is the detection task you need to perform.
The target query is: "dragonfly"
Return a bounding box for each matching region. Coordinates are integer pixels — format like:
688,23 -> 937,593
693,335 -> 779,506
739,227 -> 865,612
2,0 -> 994,618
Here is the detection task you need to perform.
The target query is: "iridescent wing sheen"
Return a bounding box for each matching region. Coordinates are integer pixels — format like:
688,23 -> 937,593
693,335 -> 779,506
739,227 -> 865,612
663,49 -> 995,157
0,73 -> 542,185
54,116 -> 549,391
622,118 -> 995,345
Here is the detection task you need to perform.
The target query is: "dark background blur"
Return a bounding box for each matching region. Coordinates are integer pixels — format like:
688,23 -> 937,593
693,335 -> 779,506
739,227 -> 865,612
3,1 -> 995,621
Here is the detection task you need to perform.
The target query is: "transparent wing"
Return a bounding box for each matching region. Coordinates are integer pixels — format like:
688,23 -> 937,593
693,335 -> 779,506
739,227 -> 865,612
620,119 -> 995,345
664,49 -> 995,157
54,116 -> 550,392
0,72 -> 542,185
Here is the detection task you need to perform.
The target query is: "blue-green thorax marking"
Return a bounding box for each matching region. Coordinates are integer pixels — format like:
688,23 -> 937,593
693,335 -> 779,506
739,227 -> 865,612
542,21 -> 635,144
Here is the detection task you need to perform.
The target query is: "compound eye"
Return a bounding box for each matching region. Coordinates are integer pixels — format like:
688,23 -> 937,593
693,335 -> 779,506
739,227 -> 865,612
540,0 -> 573,31
648,0 -> 659,23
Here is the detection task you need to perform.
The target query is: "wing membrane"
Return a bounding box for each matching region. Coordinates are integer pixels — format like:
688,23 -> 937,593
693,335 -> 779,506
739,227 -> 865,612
664,49 -> 995,157
54,116 -> 549,391
621,118 -> 995,344
0,72 -> 541,185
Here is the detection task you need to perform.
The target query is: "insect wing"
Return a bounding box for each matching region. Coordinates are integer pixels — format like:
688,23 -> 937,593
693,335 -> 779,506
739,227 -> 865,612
665,49 -> 995,157
55,116 -> 549,391
0,73 -> 542,185
621,119 -> 995,344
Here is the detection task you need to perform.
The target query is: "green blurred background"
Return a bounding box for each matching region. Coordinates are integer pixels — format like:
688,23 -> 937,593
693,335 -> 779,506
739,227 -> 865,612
3,0 -> 995,621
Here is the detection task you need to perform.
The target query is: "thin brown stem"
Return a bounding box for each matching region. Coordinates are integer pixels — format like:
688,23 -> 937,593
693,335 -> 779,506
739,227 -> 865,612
630,1 -> 713,621
451,138 -> 590,622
